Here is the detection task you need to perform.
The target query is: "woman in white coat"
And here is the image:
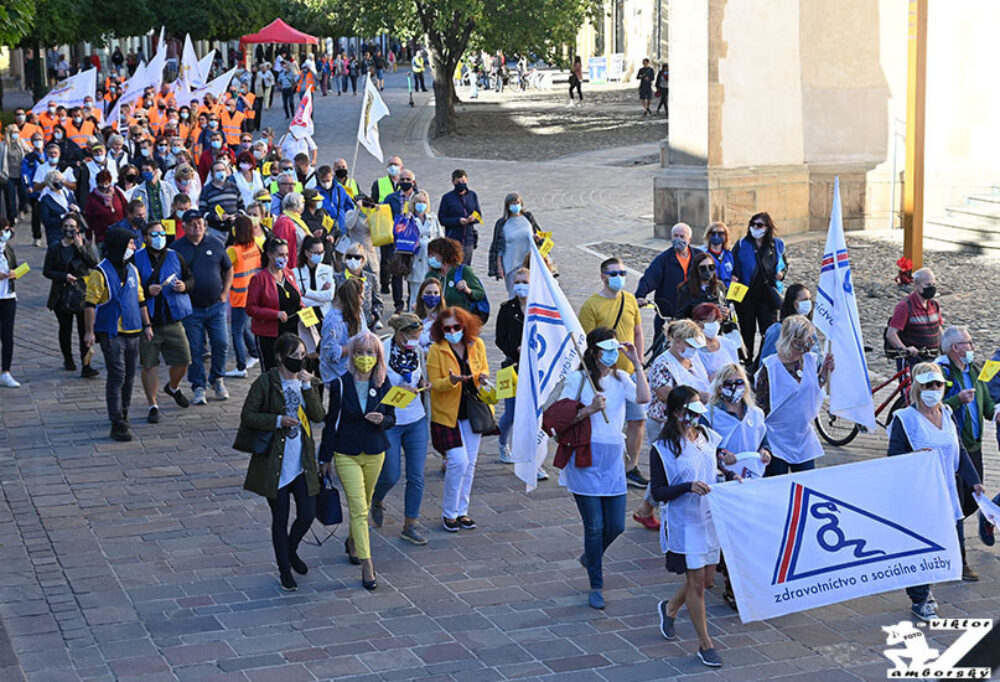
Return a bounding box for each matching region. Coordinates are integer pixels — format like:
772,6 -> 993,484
692,303 -> 740,380
294,236 -> 335,321
888,362 -> 987,622
754,315 -> 833,475
650,385 -> 727,669
234,151 -> 265,208
407,190 -> 443,308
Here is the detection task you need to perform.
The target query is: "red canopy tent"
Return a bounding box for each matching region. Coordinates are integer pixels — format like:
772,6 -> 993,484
239,18 -> 319,50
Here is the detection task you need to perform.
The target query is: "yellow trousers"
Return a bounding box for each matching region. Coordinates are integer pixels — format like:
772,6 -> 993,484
334,452 -> 385,560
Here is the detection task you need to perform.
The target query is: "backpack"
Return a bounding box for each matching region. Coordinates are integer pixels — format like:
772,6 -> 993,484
392,214 -> 420,254
454,266 -> 490,323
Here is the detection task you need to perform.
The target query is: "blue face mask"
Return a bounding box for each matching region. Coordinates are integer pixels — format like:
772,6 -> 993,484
309,253 -> 323,265
210,139 -> 222,149
709,232 -> 724,246
422,293 -> 440,309
607,275 -> 626,291
509,204 -> 522,215
171,146 -> 183,155
141,170 -> 154,183
445,330 -> 464,345
140,147 -> 151,157
150,235 -> 167,250
274,256 -> 287,270
213,170 -> 226,182
512,283 -> 530,298
414,202 -> 427,214
427,256 -> 442,269
599,349 -> 619,367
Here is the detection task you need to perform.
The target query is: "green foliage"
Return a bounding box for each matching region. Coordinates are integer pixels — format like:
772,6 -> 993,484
281,0 -> 354,39
0,0 -> 34,46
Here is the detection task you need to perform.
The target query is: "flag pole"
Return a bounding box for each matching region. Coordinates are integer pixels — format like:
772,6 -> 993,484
567,333 -> 609,424
348,75 -> 367,190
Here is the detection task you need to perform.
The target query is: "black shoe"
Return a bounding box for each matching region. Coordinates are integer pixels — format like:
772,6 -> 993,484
63,360 -> 76,371
81,365 -> 99,379
164,383 -> 190,408
626,467 -> 649,488
289,553 -> 308,575
279,572 -> 298,591
147,406 -> 161,424
458,516 -> 476,530
110,422 -> 132,442
362,570 -> 378,591
442,518 -> 461,533
345,538 -> 361,565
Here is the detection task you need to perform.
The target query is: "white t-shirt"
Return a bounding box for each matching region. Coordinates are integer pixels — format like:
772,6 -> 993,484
33,161 -> 75,186
697,336 -> 740,379
560,369 -> 636,444
277,378 -> 310,489
0,249 -> 13,300
280,134 -> 317,162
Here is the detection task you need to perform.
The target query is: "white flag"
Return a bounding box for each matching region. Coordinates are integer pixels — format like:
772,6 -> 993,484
356,76 -> 389,163
108,61 -> 148,130
708,452 -> 961,622
174,34 -> 202,97
197,50 -> 216,83
512,243 -> 587,491
189,66 -> 237,105
30,68 -> 96,115
813,177 -> 876,431
146,27 -> 168,92
289,86 -> 314,140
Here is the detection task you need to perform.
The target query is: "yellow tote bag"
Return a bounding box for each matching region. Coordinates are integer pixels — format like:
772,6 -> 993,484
365,204 -> 395,247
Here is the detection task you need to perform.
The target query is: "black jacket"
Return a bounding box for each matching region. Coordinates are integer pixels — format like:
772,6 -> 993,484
635,247 -> 703,319
674,281 -> 726,320
43,240 -> 98,310
318,372 -> 396,460
495,297 -> 524,367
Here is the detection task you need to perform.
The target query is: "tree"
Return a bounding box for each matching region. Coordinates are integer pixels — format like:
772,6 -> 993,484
0,0 -> 34,46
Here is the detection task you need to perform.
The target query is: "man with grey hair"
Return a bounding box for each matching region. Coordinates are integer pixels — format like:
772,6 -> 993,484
273,191 -> 306,266
636,222 -> 702,351
886,267 -> 943,366
199,160 -> 244,241
936,324 -> 999,581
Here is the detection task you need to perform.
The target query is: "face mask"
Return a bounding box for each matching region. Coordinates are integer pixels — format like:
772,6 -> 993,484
0,230 -> 10,243
52,181 -> 64,190
210,139 -> 222,150
47,154 -> 59,164
213,170 -> 226,182
427,256 -> 442,269
98,184 -> 111,193
171,146 -> 183,155
454,181 -> 468,193
964,350 -> 975,365
413,202 -> 427,214
797,300 -> 813,316
444,330 -> 464,345
680,345 -> 698,360
73,117 -> 82,126
511,282 -> 531,298
181,112 -> 189,120
920,389 -> 944,408
335,168 -> 348,179
422,293 -> 441,308
157,146 -> 168,154
209,121 -> 219,129
599,349 -> 619,367
404,337 -> 421,349
93,154 -> 106,164
125,174 -> 138,184
63,230 -> 78,240
607,274 -> 625,291
54,132 -> 64,141
346,257 -> 363,269
398,181 -> 413,192
921,284 -> 936,300
273,256 -> 287,269
750,226 -> 767,239
239,163 -> 252,171
509,204 -> 522,215
672,237 -> 688,251
33,140 -> 43,150
387,164 -> 400,177
353,355 -> 377,373
150,235 -> 167,250
48,107 -> 56,115
253,150 -> 264,160
703,321 -> 720,338
722,385 -> 746,403
282,355 -> 303,373
141,170 -> 154,183
123,246 -> 135,260
139,147 -> 152,158
309,253 -> 323,265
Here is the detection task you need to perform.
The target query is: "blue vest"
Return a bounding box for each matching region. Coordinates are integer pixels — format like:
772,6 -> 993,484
707,248 -> 735,288
133,248 -> 192,323
94,260 -> 143,336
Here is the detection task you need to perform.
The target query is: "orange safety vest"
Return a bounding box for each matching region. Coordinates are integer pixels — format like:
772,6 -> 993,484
38,112 -> 58,139
17,122 -> 43,145
220,110 -> 244,146
65,120 -> 95,148
298,70 -> 315,93
82,107 -> 103,124
229,242 -> 262,308
243,93 -> 256,120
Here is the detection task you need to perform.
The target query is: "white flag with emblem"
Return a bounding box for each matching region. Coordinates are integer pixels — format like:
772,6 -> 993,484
107,61 -> 148,130
512,243 -> 586,491
356,76 -> 389,163
289,86 -> 314,140
813,177 -> 876,431
30,68 -> 96,115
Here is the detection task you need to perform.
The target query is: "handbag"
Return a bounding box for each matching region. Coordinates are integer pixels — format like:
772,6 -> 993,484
315,473 -> 343,525
465,383 -> 498,435
57,278 -> 87,314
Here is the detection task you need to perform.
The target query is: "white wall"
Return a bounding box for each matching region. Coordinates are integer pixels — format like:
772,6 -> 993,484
667,0 -> 709,164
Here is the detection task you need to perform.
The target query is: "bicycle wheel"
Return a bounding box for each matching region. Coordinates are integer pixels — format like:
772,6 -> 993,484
814,398 -> 860,447
885,394 -> 907,428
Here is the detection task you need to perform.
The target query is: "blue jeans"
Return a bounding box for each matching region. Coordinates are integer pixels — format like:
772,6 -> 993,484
573,493 -> 627,590
373,416 -> 429,520
906,521 -> 965,604
229,306 -> 255,370
765,457 -> 816,476
498,396 -> 515,451
182,302 -> 228,389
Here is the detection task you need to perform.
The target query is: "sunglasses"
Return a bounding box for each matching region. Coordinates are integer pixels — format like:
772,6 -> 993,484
791,339 -> 811,351
923,381 -> 945,389
442,324 -> 463,333
270,238 -> 288,246
750,221 -> 767,228
698,264 -> 716,273
722,380 -> 745,389
149,231 -> 166,238
604,270 -> 626,277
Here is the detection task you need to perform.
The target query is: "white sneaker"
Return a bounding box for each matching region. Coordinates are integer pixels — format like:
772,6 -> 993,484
374,321 -> 384,330
223,368 -> 248,378
0,372 -> 20,388
246,357 -> 260,369
32,239 -> 42,248
191,387 -> 207,405
536,466 -> 549,481
499,445 -> 514,464
213,378 -> 229,401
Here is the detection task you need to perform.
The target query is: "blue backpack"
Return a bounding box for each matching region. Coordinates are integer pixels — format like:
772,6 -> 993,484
393,215 -> 420,254
453,266 -> 490,323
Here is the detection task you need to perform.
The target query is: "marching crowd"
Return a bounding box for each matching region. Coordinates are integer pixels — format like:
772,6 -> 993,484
1,68 -> 999,672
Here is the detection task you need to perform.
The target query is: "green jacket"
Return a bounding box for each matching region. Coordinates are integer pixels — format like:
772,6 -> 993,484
939,356 -> 997,452
237,368 -> 325,499
435,264 -> 486,312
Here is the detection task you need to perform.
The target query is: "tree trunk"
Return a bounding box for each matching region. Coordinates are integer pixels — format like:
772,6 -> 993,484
430,60 -> 457,138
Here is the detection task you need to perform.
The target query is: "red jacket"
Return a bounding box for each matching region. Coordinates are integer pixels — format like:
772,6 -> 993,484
272,214 -> 300,269
83,187 -> 129,243
543,398 -> 592,469
245,268 -> 301,338
197,147 -> 236,182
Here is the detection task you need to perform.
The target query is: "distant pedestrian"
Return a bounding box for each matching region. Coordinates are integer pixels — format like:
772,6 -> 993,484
569,56 -> 583,104
655,64 -> 669,115
637,58 -> 655,116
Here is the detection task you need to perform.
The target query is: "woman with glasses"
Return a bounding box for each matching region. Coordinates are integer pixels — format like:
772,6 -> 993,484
246,237 -> 303,371
731,212 -> 787,355
758,283 -> 814,366
43,213 -> 99,377
702,222 -> 733,289
754,315 -> 833,475
691,304 -> 740,380
674,251 -> 728,321
426,306 -> 491,533
888,362 -> 988,622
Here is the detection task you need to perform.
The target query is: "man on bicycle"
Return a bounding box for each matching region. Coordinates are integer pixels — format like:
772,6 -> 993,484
886,267 -> 943,366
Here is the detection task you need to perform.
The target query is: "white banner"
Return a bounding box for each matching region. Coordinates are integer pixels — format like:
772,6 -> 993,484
108,61 -> 148,130
189,66 -> 237,105
707,452 -> 961,622
356,76 -> 389,163
813,176 -> 876,431
974,491 -> 1000,530
720,452 -> 766,480
197,50 -> 216,83
146,26 -> 168,93
512,243 -> 586,491
30,68 -> 96,115
289,86 -> 314,139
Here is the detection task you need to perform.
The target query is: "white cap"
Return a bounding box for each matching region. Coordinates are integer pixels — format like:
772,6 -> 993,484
686,401 -> 708,415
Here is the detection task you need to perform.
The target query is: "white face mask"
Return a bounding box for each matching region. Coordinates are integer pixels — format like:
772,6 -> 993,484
680,345 -> 698,360
702,321 -> 720,339
750,227 -> 767,239
797,300 -> 812,316
964,350 -> 975,365
920,389 -> 944,408
123,246 -> 135,260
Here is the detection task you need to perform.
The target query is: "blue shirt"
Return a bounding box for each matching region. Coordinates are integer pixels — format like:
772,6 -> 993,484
169,234 -> 231,308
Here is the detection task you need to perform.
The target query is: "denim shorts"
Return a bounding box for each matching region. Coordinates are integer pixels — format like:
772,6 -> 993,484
625,396 -> 647,421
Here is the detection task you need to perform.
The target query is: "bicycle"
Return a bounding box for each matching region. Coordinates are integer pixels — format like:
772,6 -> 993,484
814,347 -> 938,446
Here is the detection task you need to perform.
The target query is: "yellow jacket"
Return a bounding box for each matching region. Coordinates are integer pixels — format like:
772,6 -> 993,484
427,337 -> 490,427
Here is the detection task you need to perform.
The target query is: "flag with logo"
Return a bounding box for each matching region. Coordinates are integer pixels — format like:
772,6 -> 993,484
357,76 -> 389,163
707,452 -> 961,622
108,61 -> 148,130
189,66 -> 238,106
289,86 -> 314,140
813,177 -> 877,431
512,243 -> 586,491
31,68 -> 96,115
173,34 -> 204,100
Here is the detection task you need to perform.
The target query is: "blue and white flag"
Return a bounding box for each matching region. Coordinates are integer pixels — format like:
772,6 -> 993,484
814,177 -> 876,431
512,243 -> 586,490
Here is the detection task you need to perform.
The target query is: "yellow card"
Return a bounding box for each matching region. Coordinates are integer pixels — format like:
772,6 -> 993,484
978,360 -> 1000,383
469,210 -> 482,223
262,216 -> 273,229
262,161 -> 272,177
161,219 -> 176,236
322,214 -> 335,231
726,281 -> 749,303
12,263 -> 29,279
538,237 -> 554,258
537,231 -> 552,240
214,204 -> 226,219
496,366 -> 518,400
297,307 -> 319,327
297,405 -> 311,439
381,386 -> 417,408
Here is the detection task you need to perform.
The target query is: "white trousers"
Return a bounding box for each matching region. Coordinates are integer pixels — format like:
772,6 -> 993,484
442,419 -> 482,519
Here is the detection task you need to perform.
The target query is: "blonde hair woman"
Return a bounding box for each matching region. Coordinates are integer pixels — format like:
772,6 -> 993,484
407,189 -> 443,307
0,125 -> 26,221
488,191 -> 541,296
888,362 -> 988,621
755,315 -> 834,475
318,331 -> 396,591
702,221 -> 734,288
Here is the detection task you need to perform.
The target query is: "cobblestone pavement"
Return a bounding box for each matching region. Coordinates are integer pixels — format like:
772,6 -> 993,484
0,72 -> 997,682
